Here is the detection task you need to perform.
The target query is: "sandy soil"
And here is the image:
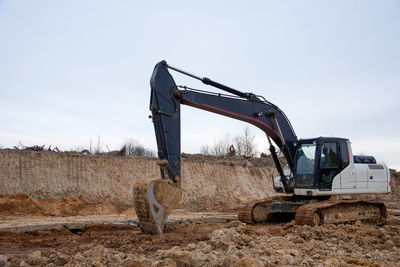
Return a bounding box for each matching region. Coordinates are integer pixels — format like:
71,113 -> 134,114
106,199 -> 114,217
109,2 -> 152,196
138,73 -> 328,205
0,150 -> 278,214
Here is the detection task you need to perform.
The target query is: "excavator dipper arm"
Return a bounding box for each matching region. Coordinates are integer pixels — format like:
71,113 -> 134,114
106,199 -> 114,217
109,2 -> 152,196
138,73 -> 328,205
134,61 -> 298,233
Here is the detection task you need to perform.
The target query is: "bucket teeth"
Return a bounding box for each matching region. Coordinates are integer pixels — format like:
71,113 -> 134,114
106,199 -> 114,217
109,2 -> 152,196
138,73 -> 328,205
133,179 -> 182,234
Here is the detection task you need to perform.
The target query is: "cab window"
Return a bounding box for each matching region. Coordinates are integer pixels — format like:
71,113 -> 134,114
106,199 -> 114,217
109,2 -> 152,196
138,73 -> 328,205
294,143 -> 316,187
319,142 -> 339,187
296,144 -> 316,174
320,142 -> 338,168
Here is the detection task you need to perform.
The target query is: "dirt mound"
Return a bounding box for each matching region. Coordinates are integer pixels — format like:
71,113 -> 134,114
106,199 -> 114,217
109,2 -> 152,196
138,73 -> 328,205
0,150 -> 279,216
0,194 -> 44,216
390,169 -> 400,197
0,194 -> 130,217
373,169 -> 400,209
0,220 -> 399,266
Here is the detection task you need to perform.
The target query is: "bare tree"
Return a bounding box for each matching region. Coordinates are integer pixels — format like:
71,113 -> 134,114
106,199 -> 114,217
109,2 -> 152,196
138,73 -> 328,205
92,135 -> 103,154
199,127 -> 257,157
241,127 -> 257,157
89,135 -> 103,155
200,145 -> 211,155
123,139 -> 155,157
232,127 -> 257,157
211,133 -> 231,156
233,135 -> 244,155
212,140 -> 227,156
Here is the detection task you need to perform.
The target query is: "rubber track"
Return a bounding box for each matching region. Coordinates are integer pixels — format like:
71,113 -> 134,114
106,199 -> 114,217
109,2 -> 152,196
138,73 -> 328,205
295,199 -> 387,226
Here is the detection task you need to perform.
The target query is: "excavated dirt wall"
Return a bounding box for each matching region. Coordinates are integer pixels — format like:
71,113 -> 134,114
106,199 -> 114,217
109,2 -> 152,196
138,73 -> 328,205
0,149 -> 398,216
0,150 -> 277,216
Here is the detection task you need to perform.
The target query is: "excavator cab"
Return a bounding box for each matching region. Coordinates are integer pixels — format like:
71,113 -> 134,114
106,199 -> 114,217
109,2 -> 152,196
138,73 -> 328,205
293,137 -> 350,195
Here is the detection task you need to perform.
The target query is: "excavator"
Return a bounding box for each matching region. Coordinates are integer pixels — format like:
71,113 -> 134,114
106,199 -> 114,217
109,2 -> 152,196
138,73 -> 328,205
132,61 -> 391,234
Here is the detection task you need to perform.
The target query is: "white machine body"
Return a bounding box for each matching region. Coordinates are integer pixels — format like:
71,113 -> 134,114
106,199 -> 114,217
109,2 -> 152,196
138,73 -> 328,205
274,140 -> 391,196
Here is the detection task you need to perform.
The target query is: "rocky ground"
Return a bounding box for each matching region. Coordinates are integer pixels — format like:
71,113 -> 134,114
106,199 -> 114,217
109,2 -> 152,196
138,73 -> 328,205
0,216 -> 399,267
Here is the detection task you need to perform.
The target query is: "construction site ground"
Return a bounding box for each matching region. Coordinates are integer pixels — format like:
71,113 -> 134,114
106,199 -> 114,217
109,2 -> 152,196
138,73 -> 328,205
0,151 -> 400,266
0,209 -> 399,266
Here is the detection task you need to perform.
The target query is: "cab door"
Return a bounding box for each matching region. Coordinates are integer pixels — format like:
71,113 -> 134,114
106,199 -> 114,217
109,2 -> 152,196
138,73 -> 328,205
319,142 -> 340,190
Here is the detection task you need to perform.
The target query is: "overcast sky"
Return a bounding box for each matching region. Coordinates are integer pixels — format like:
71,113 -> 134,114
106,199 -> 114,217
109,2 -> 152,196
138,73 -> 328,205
0,1 -> 399,170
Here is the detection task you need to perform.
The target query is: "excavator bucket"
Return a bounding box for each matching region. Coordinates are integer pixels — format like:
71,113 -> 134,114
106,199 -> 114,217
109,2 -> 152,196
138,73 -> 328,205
133,178 -> 182,234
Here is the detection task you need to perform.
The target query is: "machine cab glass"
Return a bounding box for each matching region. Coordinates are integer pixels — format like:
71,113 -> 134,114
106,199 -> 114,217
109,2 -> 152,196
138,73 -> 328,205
294,138 -> 349,190
294,142 -> 316,188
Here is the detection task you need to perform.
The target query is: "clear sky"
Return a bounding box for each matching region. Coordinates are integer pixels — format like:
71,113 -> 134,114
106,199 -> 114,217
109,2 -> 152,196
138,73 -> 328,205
0,1 -> 399,170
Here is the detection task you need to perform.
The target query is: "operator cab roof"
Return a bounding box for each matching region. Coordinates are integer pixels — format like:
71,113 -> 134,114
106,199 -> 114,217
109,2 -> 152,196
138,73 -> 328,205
297,137 -> 349,145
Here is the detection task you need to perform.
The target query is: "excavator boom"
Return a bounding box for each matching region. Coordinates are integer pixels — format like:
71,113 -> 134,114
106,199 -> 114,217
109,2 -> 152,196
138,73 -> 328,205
150,61 -> 298,184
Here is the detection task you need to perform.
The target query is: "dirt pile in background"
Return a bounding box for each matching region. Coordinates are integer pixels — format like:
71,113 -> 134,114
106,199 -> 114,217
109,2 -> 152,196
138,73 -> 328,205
0,149 -> 277,216
383,169 -> 400,209
0,194 -> 44,216
180,153 -> 277,212
390,169 -> 400,198
0,149 -> 398,217
0,194 -> 130,217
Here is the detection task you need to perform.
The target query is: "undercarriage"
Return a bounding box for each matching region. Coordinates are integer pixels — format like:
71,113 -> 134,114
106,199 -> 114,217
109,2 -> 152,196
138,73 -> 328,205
238,196 -> 387,226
